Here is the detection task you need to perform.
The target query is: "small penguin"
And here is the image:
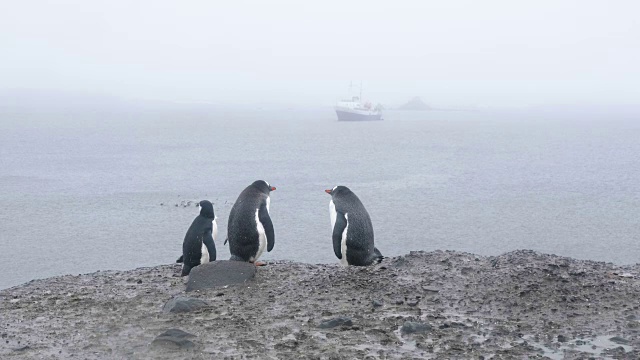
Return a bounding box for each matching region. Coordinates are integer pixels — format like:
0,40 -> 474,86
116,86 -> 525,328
178,200 -> 218,276
325,186 -> 383,266
225,180 -> 275,266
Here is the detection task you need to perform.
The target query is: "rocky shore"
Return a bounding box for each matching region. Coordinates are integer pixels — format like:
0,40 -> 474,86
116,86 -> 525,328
1,250 -> 639,359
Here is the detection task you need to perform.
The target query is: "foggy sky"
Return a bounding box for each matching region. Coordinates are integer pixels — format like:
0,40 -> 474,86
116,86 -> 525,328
1,0 -> 639,108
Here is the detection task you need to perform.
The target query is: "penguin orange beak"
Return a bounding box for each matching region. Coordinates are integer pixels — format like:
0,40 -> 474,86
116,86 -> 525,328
325,189 -> 332,194
270,186 -> 276,191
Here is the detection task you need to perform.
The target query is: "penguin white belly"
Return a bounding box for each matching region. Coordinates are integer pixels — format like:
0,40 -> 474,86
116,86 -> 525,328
251,208 -> 267,262
212,217 -> 218,241
200,242 -> 210,264
341,213 -> 349,266
329,200 -> 337,231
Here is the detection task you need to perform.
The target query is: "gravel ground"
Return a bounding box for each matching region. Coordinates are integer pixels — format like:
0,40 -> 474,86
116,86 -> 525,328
1,250 -> 639,359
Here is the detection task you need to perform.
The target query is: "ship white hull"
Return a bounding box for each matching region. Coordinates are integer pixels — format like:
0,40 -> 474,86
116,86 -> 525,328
335,109 -> 383,121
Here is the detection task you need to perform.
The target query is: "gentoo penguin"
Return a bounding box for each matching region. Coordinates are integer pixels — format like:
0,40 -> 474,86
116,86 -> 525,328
325,186 -> 383,266
178,200 -> 218,276
225,180 -> 275,266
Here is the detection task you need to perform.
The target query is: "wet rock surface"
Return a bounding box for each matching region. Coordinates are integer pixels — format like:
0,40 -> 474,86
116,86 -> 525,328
163,296 -> 209,313
151,329 -> 197,350
317,317 -> 353,329
185,260 -> 256,292
1,250 -> 639,359
401,321 -> 432,334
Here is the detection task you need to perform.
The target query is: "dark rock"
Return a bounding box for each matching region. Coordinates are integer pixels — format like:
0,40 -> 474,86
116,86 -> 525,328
13,345 -> 31,352
609,336 -> 630,345
372,299 -> 384,308
163,296 -> 209,313
615,346 -> 626,353
186,261 -> 256,292
557,334 -> 568,342
439,322 -> 466,329
317,317 -> 353,329
401,321 -> 432,334
394,298 -> 404,305
151,329 -> 196,349
449,322 -> 466,328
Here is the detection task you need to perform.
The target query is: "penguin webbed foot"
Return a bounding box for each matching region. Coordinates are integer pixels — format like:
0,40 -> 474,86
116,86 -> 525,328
181,265 -> 191,277
372,247 -> 384,264
254,261 -> 267,267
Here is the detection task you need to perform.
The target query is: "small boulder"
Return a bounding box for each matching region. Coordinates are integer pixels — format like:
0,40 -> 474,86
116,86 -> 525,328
317,317 -> 353,329
401,321 -> 432,334
13,345 -> 31,352
151,329 -> 196,349
609,336 -> 630,345
186,260 -> 256,292
163,296 -> 209,313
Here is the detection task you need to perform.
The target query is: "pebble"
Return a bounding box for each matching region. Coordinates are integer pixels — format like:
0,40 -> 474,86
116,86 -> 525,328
401,321 -> 432,334
163,297 -> 209,313
317,317 -> 353,329
609,336 -> 630,345
151,329 -> 196,349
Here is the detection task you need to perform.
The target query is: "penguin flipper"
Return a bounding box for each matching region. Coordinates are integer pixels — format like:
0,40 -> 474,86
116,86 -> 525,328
203,229 -> 216,262
176,255 -> 184,263
332,211 -> 347,259
259,202 -> 275,252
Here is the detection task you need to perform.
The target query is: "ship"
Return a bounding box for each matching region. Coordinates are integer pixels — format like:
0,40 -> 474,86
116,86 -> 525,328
335,83 -> 383,121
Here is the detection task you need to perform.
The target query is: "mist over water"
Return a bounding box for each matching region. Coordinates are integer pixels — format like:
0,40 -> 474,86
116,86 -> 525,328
0,107 -> 638,289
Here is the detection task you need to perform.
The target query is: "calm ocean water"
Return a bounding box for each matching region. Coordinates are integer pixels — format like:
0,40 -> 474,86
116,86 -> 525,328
1,107 -> 639,289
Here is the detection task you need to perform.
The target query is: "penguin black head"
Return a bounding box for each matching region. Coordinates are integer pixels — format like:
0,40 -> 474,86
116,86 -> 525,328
199,200 -> 215,218
325,185 -> 351,198
251,180 -> 276,194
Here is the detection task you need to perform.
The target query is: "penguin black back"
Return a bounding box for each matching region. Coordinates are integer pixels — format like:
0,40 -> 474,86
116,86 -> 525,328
227,180 -> 275,263
326,186 -> 382,266
181,200 -> 217,276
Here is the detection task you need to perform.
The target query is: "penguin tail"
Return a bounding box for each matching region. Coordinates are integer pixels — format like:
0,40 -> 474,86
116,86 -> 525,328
176,255 -> 184,263
373,247 -> 384,264
224,237 -> 228,245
